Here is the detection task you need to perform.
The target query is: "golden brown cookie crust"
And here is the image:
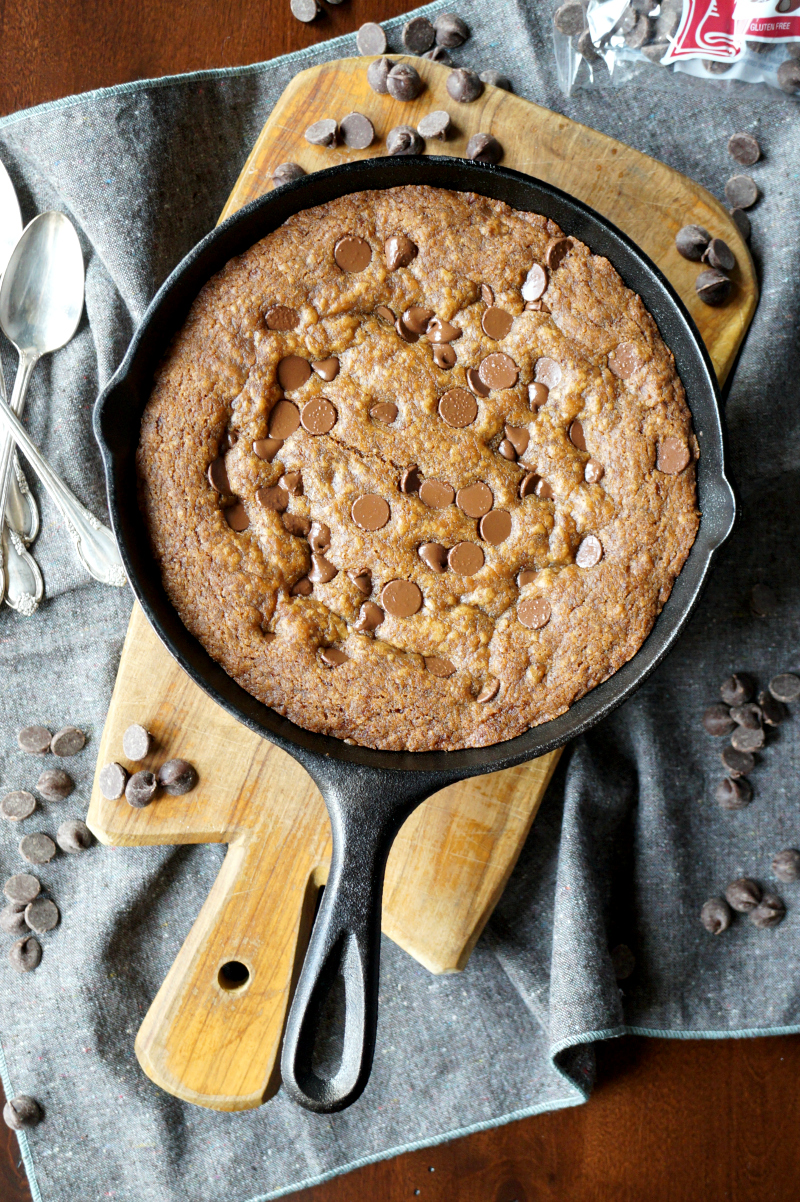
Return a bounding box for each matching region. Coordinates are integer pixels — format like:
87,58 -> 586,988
137,185 -> 699,751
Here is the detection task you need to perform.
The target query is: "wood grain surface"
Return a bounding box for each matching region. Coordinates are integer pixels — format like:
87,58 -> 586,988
1,2 -> 793,1200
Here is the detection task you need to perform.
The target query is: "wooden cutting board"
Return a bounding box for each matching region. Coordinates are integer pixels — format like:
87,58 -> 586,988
87,55 -> 756,1114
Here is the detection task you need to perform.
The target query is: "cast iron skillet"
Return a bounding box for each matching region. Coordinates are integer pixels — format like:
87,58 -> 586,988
94,156 -> 735,1114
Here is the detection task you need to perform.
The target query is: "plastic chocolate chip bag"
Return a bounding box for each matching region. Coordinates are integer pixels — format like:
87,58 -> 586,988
551,0 -> 800,95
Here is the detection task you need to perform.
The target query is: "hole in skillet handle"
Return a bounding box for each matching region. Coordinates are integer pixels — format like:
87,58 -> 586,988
218,960 -> 250,990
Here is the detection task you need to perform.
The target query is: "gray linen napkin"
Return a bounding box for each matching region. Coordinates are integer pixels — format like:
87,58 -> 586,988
0,1 -> 798,1199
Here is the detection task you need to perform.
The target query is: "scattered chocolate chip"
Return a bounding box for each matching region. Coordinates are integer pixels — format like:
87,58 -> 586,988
675,225 -> 711,261
700,898 -> 732,934
769,673 -> 800,703
99,762 -> 127,801
731,724 -> 765,752
291,577 -> 313,596
448,542 -> 484,576
351,494 -> 391,531
726,877 -> 762,912
320,648 -> 349,668
253,437 -> 283,462
730,208 -> 750,241
340,112 -> 375,150
536,480 -> 554,500
272,162 -> 306,187
417,110 -> 452,141
356,21 -> 387,55
771,849 -> 800,884
384,234 -> 417,270
731,702 -> 762,730
122,723 -> 152,761
433,344 -> 457,369
48,726 -> 86,758
387,125 -> 425,156
309,553 -> 338,584
535,357 -> 562,388
529,382 -> 549,409
4,874 -> 40,904
466,133 -> 503,164
25,897 -> 59,934
725,174 -> 758,209
750,583 -> 777,616
777,58 -> 800,94
256,485 -> 289,512
703,704 -> 735,736
334,235 -> 372,272
126,770 -> 158,808
439,388 -> 478,427
657,437 -> 691,475
371,402 -> 398,424
476,679 -> 501,703
367,57 -> 394,95
518,597 -> 551,629
519,473 -> 539,499
9,936 -> 41,973
456,482 -> 493,518
2,1096 -> 41,1130
480,510 -> 512,545
1,791 -> 36,822
466,367 -> 490,398
36,769 -> 73,801
265,304 -> 300,332
400,466 -> 422,494
157,759 -> 198,796
387,62 -> 424,102
304,118 -> 338,148
521,264 -> 548,302
481,307 -> 514,340
447,67 -> 484,104
17,726 -> 51,755
309,522 -> 331,553
423,46 -> 452,63
426,316 -> 462,343
381,579 -> 423,617
715,776 -> 753,810
728,133 -> 760,172
696,269 -> 732,306
434,12 -> 469,46
701,239 -> 736,275
584,460 -> 604,484
349,570 -> 372,594
19,833 -> 56,865
721,746 -> 755,777
0,903 -> 27,935
290,0 -> 321,19
479,353 -> 518,390
721,674 -> 754,706
480,69 -> 512,90
419,479 -> 455,509
56,819 -> 93,853
403,14 -> 435,51
354,602 -> 384,633
758,691 -> 785,726
553,0 -> 586,34
425,656 -> 456,678
750,893 -> 786,928
301,397 -> 338,435
418,543 -> 448,573
576,535 -> 603,568
225,503 -> 249,532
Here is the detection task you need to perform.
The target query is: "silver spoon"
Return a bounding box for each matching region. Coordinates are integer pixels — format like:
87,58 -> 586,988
0,212 -> 85,610
0,391 -> 126,587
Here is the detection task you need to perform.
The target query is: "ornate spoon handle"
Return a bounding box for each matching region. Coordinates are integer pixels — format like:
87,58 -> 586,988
0,394 -> 126,588
2,522 -> 44,616
0,351 -> 40,544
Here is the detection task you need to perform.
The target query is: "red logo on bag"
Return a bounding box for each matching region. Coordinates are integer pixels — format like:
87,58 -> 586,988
665,0 -> 800,61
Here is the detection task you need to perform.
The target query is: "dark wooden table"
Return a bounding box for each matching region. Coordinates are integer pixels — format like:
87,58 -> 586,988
1,3 -> 798,1199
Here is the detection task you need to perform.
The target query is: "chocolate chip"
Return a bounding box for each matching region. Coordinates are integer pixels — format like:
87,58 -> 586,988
448,542 -> 484,576
17,726 -> 51,755
657,437 -> 691,474
466,367 -> 490,398
419,479 -> 455,509
271,398 -> 303,439
480,69 -> 512,90
48,726 -> 86,761
418,543 -> 448,573
518,597 -> 551,629
423,46 -> 452,64
447,67 -> 483,103
715,776 -> 752,810
504,425 -> 529,456
312,358 -> 339,383
777,58 -> 800,94
352,494 -> 391,531
9,936 -> 41,973
769,673 -> 800,703
553,0 -> 586,34
480,285 -> 494,306
750,583 -> 777,616
577,29 -> 602,61
388,125 -> 425,156
721,674 -> 753,706
349,570 -> 372,594
375,306 -> 396,325
730,724 -> 765,752
291,577 -> 313,596
403,15 -> 435,51
122,723 -> 152,761
702,58 -> 733,74
253,437 -> 283,462
371,402 -> 398,423
417,110 -> 452,140
208,457 -> 230,494
758,690 -> 785,726
126,770 -> 157,808
1,791 -> 36,822
396,315 -> 419,342
426,317 -> 462,343
278,471 -> 302,496
726,877 -> 761,912
477,679 -> 501,703
340,112 -> 375,150
544,239 -> 571,273
225,503 -> 248,532
771,849 -> 800,884
320,648 -> 349,668
433,344 -> 457,369
99,762 -> 128,801
568,419 -> 586,452
584,460 -> 604,483
367,57 -> 394,95
675,224 -> 711,261
354,602 -> 384,633
290,0 -> 321,20
576,535 -> 603,568
157,759 -> 198,796
265,305 -> 300,332
309,553 -> 338,584
700,898 -> 732,935
721,746 -> 755,777
521,264 -> 547,302
356,21 -> 387,55
730,208 -> 750,241
0,903 -> 27,935
703,704 -> 734,736
425,656 -> 456,677
726,131 -> 760,167
256,485 -> 289,512
272,162 -> 306,187
478,353 -> 518,390
19,833 -> 56,864
434,12 -> 469,46
304,118 -> 338,148
608,343 -> 640,380
301,398 -> 337,435
2,1096 -> 41,1130
37,769 -> 73,801
725,174 -> 758,209
625,14 -> 653,48
385,234 -> 417,270
25,897 -> 59,934
519,473 -> 539,499
387,63 -> 424,102
57,819 -> 93,853
702,238 -> 736,273
536,480 -> 554,500
334,235 -> 372,273
529,381 -> 549,408
4,874 -> 40,904
439,388 -> 478,427
696,269 -> 732,306
641,39 -> 669,62
731,702 -> 762,729
381,580 -> 423,617
750,893 -> 786,928
403,306 -> 434,335
534,357 -> 562,388
479,510 -> 512,545
309,521 -> 331,553
400,466 -> 422,494
456,482 -> 493,518
481,307 -> 513,340
466,133 -> 503,164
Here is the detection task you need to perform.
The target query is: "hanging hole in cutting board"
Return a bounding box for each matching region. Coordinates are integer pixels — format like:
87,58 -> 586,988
218,960 -> 250,991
